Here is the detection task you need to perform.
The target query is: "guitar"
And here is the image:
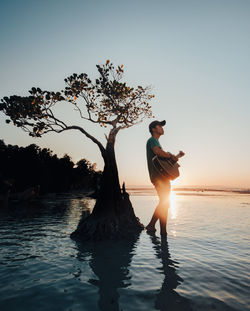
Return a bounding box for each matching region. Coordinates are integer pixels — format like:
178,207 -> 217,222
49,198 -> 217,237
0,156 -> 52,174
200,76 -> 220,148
152,151 -> 185,180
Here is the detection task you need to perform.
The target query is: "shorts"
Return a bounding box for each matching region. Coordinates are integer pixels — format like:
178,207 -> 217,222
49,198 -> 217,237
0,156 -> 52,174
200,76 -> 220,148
153,178 -> 171,206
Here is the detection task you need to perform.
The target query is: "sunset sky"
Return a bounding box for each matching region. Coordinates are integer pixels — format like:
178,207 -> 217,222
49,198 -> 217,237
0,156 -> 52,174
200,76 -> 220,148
0,0 -> 249,188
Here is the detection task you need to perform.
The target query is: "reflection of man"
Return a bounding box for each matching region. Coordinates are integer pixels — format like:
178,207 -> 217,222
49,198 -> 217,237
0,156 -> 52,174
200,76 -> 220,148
146,120 -> 178,235
149,233 -> 192,310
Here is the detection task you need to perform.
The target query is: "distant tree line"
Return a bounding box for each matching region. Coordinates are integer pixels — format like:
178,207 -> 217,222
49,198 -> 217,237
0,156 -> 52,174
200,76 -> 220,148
0,139 -> 102,194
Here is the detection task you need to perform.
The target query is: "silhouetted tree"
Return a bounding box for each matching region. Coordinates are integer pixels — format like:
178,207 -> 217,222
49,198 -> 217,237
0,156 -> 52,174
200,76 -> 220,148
0,139 -> 97,194
72,158 -> 98,190
0,60 -> 154,240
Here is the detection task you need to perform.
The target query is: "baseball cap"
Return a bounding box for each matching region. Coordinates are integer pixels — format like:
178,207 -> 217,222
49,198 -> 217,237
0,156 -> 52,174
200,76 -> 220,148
149,120 -> 166,133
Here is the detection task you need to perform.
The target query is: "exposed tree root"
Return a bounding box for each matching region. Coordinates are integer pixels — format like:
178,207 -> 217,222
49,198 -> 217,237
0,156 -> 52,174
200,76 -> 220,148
71,184 -> 144,241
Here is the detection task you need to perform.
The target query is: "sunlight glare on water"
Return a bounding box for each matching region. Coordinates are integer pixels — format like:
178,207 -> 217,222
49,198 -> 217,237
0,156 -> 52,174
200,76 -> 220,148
170,190 -> 177,220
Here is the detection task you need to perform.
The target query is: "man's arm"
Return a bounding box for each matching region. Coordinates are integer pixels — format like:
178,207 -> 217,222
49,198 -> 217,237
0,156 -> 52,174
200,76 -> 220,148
152,146 -> 179,161
152,146 -> 172,159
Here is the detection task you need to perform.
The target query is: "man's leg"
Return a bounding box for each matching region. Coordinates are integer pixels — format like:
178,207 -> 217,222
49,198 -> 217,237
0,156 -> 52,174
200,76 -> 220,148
159,204 -> 169,235
145,181 -> 161,231
159,180 -> 171,235
146,179 -> 171,233
146,203 -> 161,231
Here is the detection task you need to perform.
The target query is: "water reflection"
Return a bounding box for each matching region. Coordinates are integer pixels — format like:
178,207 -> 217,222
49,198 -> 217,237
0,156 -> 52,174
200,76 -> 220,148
0,193 -> 92,225
74,232 -> 191,311
0,194 -> 92,267
74,235 -> 140,311
1,193 -> 191,311
149,233 -> 192,311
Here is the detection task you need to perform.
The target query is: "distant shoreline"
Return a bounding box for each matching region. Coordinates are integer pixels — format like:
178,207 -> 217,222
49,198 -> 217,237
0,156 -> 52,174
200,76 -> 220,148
126,186 -> 250,195
174,187 -> 250,194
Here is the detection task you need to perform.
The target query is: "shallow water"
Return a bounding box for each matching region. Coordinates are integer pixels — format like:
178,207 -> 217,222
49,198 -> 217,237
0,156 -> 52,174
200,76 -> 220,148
0,191 -> 249,311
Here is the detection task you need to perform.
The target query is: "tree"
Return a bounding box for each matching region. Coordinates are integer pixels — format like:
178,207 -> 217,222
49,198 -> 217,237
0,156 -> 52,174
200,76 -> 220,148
0,140 -> 98,194
0,60 -> 154,240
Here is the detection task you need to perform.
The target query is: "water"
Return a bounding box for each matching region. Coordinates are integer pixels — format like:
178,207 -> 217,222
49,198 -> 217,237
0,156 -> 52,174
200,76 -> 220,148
0,190 -> 249,311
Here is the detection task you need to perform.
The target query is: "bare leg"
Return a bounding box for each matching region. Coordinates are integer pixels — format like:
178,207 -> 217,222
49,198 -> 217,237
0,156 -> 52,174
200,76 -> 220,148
146,203 -> 161,230
159,205 -> 169,235
146,179 -> 171,233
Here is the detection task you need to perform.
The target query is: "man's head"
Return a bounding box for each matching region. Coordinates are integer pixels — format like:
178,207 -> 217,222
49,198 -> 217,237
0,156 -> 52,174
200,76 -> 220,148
149,120 -> 166,136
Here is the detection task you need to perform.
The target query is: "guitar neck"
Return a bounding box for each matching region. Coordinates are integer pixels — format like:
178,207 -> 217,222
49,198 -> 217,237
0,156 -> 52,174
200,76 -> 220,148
176,151 -> 185,159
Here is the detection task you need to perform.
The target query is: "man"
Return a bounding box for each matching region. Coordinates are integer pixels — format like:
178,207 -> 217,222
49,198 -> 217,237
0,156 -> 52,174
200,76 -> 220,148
146,120 -> 178,235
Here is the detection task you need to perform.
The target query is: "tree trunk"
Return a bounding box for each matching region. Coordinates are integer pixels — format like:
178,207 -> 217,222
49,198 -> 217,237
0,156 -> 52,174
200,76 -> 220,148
71,133 -> 144,241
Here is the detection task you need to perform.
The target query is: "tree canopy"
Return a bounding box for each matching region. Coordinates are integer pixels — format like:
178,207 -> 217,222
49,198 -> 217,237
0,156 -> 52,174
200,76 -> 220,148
0,60 -> 154,148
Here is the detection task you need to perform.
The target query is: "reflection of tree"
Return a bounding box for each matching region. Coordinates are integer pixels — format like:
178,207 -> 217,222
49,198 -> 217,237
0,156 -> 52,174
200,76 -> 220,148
149,234 -> 192,311
74,234 -> 140,311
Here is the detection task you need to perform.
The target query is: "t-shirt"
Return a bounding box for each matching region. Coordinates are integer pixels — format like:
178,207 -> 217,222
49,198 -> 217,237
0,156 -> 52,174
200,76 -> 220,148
146,136 -> 162,183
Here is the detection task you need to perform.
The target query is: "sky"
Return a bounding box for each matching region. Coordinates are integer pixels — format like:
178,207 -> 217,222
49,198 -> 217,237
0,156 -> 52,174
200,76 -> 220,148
0,0 -> 250,188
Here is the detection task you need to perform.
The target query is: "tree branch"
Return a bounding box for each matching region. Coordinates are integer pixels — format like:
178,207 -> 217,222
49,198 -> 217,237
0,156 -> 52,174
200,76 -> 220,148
56,125 -> 107,159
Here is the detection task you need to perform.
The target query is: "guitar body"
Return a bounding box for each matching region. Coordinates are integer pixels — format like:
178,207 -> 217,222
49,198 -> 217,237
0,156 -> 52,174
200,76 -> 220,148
152,156 -> 181,180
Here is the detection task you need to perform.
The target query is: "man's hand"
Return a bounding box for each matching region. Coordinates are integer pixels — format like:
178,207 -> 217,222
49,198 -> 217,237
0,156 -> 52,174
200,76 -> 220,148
170,154 -> 178,162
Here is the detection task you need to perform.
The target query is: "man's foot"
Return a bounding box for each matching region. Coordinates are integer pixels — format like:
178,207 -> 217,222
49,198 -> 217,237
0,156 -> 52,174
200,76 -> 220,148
146,225 -> 156,232
160,231 -> 167,236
